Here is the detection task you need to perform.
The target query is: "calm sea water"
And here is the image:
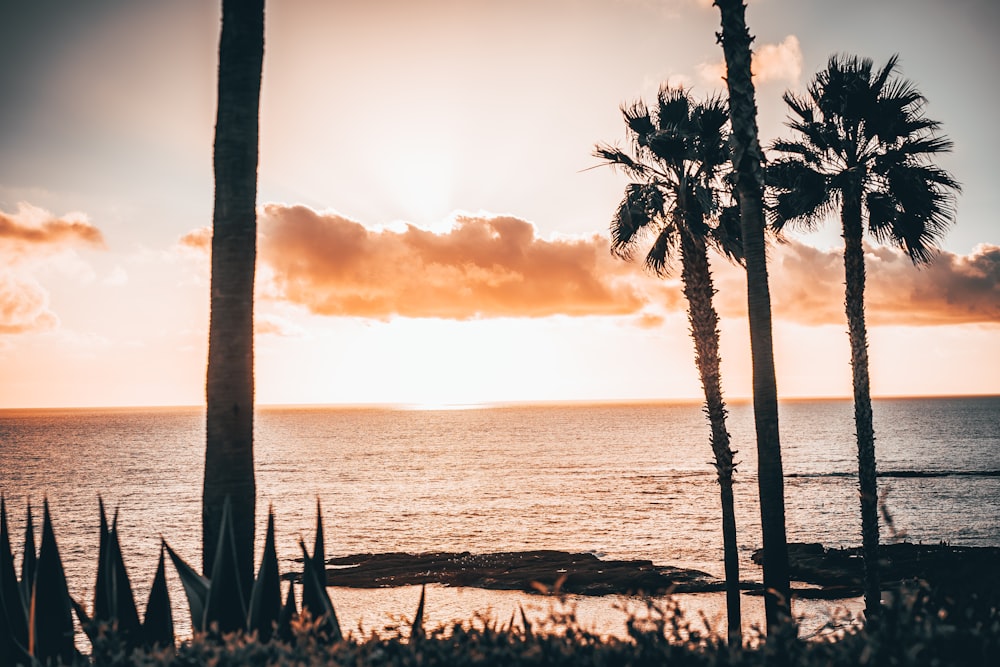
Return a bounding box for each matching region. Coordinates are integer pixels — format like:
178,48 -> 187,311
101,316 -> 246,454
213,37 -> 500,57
0,396 -> 997,637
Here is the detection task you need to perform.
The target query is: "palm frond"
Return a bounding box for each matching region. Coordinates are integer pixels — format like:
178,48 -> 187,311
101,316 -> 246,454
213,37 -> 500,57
871,54 -> 901,96
610,184 -> 664,259
593,144 -> 654,181
770,139 -> 823,165
645,222 -> 680,277
709,204 -> 744,264
765,159 -> 836,230
622,101 -> 655,150
656,86 -> 691,130
782,91 -> 814,124
871,161 -> 960,263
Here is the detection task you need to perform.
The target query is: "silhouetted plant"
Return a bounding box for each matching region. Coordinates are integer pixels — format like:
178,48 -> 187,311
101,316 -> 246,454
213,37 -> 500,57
768,54 -> 961,621
595,85 -> 745,647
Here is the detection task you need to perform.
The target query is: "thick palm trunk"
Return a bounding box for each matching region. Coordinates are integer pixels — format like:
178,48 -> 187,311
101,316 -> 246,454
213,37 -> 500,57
679,228 -> 742,647
204,0 -> 265,594
713,0 -> 790,632
841,194 -> 881,622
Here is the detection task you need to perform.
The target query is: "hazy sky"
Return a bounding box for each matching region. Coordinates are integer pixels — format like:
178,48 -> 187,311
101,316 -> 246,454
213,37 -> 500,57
0,0 -> 997,408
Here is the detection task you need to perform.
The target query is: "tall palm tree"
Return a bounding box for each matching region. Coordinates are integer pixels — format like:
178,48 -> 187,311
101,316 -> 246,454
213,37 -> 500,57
713,0 -> 791,632
204,0 -> 265,594
596,87 -> 744,646
768,54 -> 960,620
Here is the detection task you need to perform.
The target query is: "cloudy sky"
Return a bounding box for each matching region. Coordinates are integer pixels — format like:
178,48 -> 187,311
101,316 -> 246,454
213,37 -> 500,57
0,0 -> 997,408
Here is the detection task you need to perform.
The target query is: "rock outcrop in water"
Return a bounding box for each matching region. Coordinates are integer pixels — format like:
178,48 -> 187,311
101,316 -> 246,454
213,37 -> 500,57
753,542 -> 1000,600
306,550 -> 723,596
284,543 -> 998,600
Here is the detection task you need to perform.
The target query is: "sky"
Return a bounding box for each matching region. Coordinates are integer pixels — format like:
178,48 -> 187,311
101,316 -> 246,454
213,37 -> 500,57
0,0 -> 997,409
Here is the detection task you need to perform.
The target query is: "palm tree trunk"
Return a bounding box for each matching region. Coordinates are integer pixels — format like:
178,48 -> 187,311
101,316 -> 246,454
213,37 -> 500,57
204,0 -> 265,595
679,227 -> 742,647
841,192 -> 881,622
713,0 -> 791,632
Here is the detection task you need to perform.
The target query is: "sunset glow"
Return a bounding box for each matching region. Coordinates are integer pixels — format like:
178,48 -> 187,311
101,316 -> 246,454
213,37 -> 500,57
0,0 -> 997,409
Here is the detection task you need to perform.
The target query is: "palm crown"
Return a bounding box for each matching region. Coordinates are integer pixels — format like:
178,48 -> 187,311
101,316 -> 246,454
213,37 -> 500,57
594,87 -> 741,276
768,54 -> 960,262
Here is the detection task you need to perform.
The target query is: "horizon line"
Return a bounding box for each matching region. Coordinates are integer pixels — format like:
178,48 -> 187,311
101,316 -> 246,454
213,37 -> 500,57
1,392 -> 997,413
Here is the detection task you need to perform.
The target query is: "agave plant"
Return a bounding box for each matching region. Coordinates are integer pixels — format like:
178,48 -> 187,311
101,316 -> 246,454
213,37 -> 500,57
73,498 -> 175,658
0,496 -> 431,662
0,495 -> 30,666
167,499 -> 332,641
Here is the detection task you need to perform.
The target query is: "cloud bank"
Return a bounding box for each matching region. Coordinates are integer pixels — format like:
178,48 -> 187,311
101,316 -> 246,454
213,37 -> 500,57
0,203 -> 105,335
709,241 -> 1000,326
182,204 -> 999,328
0,203 -> 105,255
259,205 -> 646,319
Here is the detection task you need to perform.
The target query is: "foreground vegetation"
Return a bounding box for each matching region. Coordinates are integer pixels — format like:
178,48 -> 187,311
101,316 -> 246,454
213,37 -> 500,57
2,498 -> 998,666
29,583 -> 1000,666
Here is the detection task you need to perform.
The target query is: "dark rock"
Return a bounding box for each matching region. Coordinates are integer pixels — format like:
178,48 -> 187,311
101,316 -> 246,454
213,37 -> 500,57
752,542 -> 1000,600
290,550 -> 723,596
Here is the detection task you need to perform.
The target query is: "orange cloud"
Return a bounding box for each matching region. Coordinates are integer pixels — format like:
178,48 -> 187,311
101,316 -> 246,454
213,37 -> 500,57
256,205 -> 644,319
254,314 -> 305,337
180,206 -> 998,327
179,226 -> 211,251
0,203 -> 106,336
711,241 -> 1000,326
0,203 -> 105,256
0,272 -> 58,334
698,35 -> 802,86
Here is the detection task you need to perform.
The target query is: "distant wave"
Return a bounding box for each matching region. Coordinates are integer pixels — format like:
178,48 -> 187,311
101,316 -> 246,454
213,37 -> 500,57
787,470 -> 1000,479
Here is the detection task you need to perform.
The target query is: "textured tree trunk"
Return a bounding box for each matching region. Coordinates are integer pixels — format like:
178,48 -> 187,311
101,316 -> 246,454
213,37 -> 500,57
713,0 -> 791,633
841,191 -> 881,622
204,0 -> 264,596
679,226 -> 742,647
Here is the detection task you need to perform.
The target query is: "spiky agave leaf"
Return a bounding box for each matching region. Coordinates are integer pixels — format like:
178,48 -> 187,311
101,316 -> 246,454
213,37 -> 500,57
71,596 -> 99,648
19,503 -> 35,611
0,496 -> 29,665
275,580 -> 297,644
105,514 -> 142,645
298,539 -> 341,642
247,507 -> 281,642
410,584 -> 426,643
29,499 -> 77,666
92,497 -> 111,625
142,544 -> 173,650
312,499 -> 325,574
203,497 -> 247,634
164,541 -> 209,633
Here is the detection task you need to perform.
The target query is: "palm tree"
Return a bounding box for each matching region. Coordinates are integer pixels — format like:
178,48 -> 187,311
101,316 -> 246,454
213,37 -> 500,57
204,0 -> 265,595
713,0 -> 791,632
768,54 -> 960,620
595,87 -> 744,646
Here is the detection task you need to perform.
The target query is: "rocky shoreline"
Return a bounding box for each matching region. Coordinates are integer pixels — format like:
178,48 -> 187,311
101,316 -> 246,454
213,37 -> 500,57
290,543 -> 999,600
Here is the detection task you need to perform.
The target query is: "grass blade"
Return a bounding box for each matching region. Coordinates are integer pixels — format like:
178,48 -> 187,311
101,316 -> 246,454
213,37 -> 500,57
410,584 -> 426,643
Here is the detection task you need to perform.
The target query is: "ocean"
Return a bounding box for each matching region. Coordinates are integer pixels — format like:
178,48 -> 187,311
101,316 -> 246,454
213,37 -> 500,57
0,396 -> 997,638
